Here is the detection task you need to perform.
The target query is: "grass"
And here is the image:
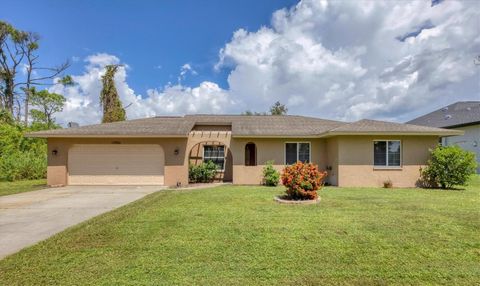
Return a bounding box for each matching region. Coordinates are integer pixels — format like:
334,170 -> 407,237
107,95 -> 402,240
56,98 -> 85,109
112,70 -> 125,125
0,177 -> 479,285
0,179 -> 46,197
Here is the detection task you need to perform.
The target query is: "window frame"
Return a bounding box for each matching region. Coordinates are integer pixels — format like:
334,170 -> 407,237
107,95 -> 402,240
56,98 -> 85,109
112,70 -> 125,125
373,140 -> 402,168
203,145 -> 225,171
284,142 -> 311,165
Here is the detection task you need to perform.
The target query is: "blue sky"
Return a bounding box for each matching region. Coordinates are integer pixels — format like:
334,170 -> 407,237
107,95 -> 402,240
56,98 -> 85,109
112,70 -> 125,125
2,0 -> 296,92
1,0 -> 478,125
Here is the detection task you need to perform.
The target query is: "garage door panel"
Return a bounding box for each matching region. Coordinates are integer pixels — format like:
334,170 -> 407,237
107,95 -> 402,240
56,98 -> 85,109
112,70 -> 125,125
68,144 -> 164,185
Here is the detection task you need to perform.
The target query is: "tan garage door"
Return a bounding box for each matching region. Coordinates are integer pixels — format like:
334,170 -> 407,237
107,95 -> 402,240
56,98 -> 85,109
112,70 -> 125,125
68,144 -> 165,185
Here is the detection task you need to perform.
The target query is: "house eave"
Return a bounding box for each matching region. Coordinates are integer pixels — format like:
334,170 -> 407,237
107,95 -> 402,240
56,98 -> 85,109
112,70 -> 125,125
232,135 -> 321,139
318,131 -> 464,137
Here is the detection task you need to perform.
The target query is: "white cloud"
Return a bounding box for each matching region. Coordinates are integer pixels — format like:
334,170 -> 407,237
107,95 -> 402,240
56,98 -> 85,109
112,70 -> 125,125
51,54 -> 234,126
217,0 -> 479,121
54,0 -> 479,125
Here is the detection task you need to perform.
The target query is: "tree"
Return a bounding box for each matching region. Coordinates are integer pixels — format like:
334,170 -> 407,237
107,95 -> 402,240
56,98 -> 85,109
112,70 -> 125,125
0,21 -> 27,117
100,65 -> 126,123
421,145 -> 477,189
29,89 -> 65,128
269,101 -> 288,115
241,110 -> 267,116
0,21 -> 69,125
58,75 -> 74,86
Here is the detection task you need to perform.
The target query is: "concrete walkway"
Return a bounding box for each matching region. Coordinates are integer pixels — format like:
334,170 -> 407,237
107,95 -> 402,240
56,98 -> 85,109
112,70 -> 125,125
0,185 -> 163,259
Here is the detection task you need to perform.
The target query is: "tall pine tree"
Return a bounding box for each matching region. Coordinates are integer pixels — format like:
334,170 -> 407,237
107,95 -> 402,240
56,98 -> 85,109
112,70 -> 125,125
100,65 -> 126,123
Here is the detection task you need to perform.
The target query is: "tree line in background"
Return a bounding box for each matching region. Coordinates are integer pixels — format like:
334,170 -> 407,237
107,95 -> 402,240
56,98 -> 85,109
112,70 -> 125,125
0,21 -> 129,181
0,21 -> 71,126
0,21 -> 72,181
243,101 -> 288,116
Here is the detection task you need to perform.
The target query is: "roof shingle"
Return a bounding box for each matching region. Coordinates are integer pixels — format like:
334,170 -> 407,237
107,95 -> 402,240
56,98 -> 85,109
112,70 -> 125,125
326,119 -> 462,136
407,101 -> 480,128
27,114 -> 460,138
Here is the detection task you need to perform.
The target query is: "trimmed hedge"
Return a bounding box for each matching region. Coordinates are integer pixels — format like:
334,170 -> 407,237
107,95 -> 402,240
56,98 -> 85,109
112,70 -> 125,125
262,160 -> 280,186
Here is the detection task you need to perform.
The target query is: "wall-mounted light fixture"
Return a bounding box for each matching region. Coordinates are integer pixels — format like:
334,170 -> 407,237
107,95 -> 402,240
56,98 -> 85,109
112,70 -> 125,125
52,149 -> 58,156
174,148 -> 180,155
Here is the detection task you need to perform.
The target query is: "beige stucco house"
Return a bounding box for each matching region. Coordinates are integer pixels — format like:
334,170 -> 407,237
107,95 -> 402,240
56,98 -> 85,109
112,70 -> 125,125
28,115 -> 461,188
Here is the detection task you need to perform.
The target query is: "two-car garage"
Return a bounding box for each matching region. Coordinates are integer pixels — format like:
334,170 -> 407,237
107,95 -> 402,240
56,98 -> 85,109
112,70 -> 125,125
67,144 -> 165,185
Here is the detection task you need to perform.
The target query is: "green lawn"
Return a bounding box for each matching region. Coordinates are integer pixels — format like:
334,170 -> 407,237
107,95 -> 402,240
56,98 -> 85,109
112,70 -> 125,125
1,178 -> 479,285
0,179 -> 46,197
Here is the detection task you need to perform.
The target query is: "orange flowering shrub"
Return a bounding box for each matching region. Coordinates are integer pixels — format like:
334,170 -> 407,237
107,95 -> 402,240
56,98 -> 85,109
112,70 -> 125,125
281,162 -> 327,200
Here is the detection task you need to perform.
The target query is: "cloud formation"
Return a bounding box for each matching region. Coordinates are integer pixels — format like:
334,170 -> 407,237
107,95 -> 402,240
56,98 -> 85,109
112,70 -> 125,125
51,54 -> 234,125
53,0 -> 479,125
216,0 -> 479,121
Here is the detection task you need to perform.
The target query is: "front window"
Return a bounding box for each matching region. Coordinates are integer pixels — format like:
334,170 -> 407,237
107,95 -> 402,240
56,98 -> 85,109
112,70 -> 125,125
203,145 -> 225,170
374,140 -> 401,167
285,142 -> 310,165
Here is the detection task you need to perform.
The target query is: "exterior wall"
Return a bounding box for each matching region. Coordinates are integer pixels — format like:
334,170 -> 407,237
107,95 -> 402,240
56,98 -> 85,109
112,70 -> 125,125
46,133 -> 440,188
336,135 -> 439,187
230,138 -> 327,185
47,137 -> 188,187
442,124 -> 480,173
325,137 -> 339,186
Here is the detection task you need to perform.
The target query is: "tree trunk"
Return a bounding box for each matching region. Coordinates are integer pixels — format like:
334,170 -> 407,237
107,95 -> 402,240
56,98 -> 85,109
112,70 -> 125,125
4,73 -> 14,115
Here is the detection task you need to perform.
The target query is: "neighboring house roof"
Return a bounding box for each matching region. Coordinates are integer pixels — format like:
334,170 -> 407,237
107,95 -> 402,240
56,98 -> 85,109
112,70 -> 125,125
27,114 -> 462,138
407,101 -> 480,128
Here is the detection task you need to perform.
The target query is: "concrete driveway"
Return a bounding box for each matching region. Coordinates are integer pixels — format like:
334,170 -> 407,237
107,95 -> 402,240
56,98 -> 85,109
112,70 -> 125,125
0,185 -> 163,259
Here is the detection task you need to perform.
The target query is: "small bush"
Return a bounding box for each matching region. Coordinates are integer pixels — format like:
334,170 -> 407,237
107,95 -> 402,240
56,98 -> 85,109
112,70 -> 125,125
383,179 -> 393,188
189,161 -> 218,183
421,145 -> 477,189
262,160 -> 280,186
281,162 -> 327,200
0,150 -> 46,181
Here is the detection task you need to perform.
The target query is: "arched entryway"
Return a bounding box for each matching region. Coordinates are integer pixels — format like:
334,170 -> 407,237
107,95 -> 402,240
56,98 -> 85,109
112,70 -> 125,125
188,141 -> 233,182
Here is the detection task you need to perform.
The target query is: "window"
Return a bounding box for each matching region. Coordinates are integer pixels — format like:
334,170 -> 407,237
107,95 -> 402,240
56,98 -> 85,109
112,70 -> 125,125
374,140 -> 401,167
203,145 -> 225,170
245,143 -> 256,166
285,142 -> 310,165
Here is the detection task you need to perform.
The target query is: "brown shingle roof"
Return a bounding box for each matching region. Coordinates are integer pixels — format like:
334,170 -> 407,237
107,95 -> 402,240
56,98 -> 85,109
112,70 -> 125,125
186,115 -> 345,136
28,117 -> 195,137
26,115 -> 460,138
326,119 -> 463,136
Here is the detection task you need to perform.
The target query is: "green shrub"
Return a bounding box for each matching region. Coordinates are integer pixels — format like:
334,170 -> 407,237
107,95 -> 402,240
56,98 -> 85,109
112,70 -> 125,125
421,145 -> 477,189
262,160 -> 280,186
0,122 -> 48,181
0,150 -> 46,181
189,161 -> 218,183
281,162 -> 327,200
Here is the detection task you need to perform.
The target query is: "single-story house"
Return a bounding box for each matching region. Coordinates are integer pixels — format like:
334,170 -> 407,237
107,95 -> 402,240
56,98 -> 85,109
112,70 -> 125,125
407,101 -> 480,173
27,114 -> 462,188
